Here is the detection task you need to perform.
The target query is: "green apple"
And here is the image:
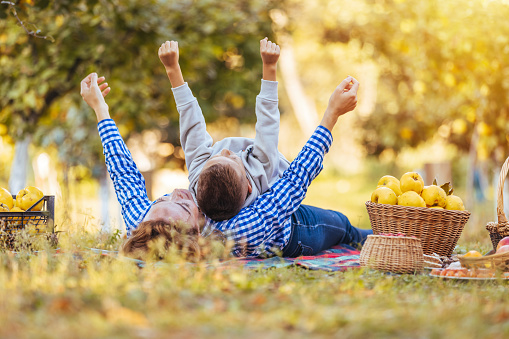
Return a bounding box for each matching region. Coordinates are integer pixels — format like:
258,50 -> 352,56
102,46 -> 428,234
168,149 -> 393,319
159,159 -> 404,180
377,175 -> 402,196
371,187 -> 398,205
421,185 -> 447,208
400,172 -> 424,194
445,195 -> 465,211
397,191 -> 426,208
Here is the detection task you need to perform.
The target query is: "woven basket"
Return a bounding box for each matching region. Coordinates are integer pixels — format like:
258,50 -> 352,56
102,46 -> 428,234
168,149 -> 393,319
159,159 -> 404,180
366,201 -> 470,257
486,156 -> 509,250
360,235 -> 424,274
458,251 -> 509,271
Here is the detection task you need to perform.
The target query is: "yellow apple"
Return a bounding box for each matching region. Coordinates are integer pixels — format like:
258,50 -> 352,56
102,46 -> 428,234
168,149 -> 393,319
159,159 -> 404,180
10,207 -> 25,212
397,191 -> 426,208
0,202 -> 9,212
400,172 -> 424,194
16,186 -> 44,211
377,175 -> 402,196
445,195 -> 465,211
421,185 -> 447,208
0,187 -> 14,210
371,187 -> 398,205
429,206 -> 444,209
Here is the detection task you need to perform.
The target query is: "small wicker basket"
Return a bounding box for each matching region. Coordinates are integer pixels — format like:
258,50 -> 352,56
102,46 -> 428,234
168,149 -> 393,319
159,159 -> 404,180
365,201 -> 470,257
458,251 -> 509,271
486,156 -> 509,250
360,235 -> 424,274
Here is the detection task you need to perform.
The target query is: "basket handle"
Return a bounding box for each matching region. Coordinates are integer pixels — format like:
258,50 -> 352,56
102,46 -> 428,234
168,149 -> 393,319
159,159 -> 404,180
496,156 -> 509,224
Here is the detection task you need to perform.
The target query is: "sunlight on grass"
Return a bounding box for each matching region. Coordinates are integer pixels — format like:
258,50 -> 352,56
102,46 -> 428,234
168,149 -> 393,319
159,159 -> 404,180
1,224 -> 508,338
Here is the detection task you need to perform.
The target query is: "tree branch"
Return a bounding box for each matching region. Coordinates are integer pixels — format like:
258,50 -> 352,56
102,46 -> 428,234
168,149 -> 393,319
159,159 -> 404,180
1,1 -> 54,42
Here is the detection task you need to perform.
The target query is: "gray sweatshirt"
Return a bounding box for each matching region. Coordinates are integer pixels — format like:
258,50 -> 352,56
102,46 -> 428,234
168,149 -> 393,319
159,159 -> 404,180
172,80 -> 290,208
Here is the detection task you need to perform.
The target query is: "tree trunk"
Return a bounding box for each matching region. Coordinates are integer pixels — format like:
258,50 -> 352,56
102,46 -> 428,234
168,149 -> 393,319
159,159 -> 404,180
279,36 -> 318,136
9,136 -> 31,194
99,167 -> 110,233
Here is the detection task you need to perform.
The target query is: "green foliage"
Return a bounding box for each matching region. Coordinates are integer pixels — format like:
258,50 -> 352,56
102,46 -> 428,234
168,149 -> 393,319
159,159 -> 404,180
291,0 -> 509,162
0,0 -> 282,177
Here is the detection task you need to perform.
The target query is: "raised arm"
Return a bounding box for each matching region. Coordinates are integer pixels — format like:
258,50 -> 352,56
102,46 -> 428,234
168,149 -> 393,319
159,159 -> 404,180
250,38 -> 281,175
81,73 -> 152,234
158,41 -> 214,181
216,76 -> 360,257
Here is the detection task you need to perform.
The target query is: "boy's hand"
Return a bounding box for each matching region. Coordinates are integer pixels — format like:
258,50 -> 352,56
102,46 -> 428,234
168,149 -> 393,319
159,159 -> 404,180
260,37 -> 280,65
80,73 -> 110,112
158,40 -> 179,70
320,76 -> 359,131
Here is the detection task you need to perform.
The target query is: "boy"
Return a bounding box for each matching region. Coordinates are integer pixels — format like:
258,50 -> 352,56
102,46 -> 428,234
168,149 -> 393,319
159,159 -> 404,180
158,38 -> 290,221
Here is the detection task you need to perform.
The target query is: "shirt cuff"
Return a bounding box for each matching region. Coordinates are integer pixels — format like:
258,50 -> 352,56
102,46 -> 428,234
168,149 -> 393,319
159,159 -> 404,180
171,82 -> 197,107
306,125 -> 333,155
258,79 -> 278,101
97,119 -> 122,145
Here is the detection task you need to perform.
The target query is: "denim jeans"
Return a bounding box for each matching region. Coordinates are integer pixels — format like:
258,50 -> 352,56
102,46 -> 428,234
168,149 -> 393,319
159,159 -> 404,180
281,204 -> 373,258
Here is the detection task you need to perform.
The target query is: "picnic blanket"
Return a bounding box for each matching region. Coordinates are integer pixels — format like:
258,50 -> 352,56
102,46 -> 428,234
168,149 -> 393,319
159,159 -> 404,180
89,244 -> 361,272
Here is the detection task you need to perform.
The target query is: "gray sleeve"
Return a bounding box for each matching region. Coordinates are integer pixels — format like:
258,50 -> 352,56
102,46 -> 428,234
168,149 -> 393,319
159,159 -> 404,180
172,83 -> 213,180
251,79 -> 280,178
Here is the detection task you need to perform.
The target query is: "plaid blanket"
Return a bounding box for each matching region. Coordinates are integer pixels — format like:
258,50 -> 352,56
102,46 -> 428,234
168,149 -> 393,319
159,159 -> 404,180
89,244 -> 361,272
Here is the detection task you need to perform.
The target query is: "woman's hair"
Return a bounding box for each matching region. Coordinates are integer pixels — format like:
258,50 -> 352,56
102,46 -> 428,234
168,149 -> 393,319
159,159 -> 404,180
120,219 -> 230,261
120,219 -> 201,261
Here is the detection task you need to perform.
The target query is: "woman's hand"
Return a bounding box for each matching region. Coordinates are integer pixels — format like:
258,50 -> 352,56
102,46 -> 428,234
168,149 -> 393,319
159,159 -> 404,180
80,73 -> 111,121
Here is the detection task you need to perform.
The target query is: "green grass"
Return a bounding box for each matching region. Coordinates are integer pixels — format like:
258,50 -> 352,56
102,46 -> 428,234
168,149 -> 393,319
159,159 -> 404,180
1,227 -> 508,339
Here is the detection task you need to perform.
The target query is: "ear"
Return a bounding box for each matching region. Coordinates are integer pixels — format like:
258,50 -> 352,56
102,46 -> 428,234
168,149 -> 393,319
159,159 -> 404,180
247,180 -> 252,195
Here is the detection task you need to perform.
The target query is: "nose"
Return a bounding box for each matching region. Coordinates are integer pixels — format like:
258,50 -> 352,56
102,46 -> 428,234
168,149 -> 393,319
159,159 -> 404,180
220,149 -> 233,156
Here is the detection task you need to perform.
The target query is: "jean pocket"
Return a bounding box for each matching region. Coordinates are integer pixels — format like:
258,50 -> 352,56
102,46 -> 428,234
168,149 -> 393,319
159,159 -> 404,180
289,241 -> 314,257
300,243 -> 314,256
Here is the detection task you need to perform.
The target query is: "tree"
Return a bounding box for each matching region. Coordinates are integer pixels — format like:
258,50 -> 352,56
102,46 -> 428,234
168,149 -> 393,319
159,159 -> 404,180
311,0 -> 509,164
0,0 -> 282,195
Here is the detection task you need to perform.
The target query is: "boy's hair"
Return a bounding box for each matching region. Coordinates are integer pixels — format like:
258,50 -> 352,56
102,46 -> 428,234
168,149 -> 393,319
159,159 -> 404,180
120,219 -> 201,261
196,163 -> 245,221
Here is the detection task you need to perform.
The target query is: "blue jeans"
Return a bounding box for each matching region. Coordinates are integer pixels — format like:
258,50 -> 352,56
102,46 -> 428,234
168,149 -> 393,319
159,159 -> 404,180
281,205 -> 372,258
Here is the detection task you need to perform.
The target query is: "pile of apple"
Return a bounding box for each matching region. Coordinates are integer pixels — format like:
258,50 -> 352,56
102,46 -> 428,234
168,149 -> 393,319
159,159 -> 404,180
431,267 -> 509,278
371,172 -> 465,210
0,186 -> 45,212
495,236 -> 509,255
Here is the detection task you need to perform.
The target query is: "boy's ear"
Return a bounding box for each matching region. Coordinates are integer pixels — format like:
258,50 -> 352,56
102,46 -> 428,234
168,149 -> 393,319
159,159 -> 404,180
247,180 -> 252,194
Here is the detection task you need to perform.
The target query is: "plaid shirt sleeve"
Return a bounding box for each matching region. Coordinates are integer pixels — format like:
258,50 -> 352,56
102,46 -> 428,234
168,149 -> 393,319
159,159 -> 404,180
210,125 -> 333,257
97,119 -> 152,235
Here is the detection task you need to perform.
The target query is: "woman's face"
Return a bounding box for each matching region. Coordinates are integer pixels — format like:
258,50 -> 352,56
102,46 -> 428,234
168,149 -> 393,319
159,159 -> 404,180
143,189 -> 204,232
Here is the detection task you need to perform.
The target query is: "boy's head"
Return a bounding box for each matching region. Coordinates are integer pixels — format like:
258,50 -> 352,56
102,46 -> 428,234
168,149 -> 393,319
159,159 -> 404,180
197,149 -> 252,221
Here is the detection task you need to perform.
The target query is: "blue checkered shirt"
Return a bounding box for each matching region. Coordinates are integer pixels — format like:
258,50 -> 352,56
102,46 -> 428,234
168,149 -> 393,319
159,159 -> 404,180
98,119 -> 332,256
202,125 -> 332,257
98,119 -> 154,236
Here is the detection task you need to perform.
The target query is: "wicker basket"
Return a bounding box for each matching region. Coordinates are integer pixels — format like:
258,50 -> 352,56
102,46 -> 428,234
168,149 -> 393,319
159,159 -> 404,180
486,156 -> 509,250
458,251 -> 509,271
365,201 -> 470,257
360,234 -> 424,274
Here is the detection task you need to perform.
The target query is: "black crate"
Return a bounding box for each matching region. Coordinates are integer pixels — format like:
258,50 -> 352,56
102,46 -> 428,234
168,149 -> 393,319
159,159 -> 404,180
0,195 -> 55,234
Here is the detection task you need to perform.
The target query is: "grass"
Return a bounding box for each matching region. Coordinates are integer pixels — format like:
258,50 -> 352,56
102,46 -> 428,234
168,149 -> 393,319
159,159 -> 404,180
1,226 -> 509,339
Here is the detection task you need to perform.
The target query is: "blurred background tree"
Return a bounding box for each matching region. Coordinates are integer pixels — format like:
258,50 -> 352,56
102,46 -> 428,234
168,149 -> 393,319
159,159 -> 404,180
0,0 -> 282,217
2,0 -> 509,232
